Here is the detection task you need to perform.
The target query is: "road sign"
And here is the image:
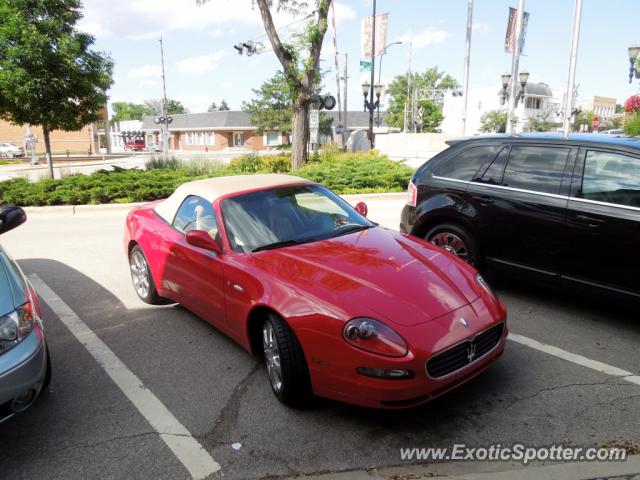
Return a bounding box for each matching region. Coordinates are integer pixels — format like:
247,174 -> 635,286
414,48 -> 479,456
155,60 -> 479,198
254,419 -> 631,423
309,110 -> 320,129
359,60 -> 372,72
592,116 -> 600,128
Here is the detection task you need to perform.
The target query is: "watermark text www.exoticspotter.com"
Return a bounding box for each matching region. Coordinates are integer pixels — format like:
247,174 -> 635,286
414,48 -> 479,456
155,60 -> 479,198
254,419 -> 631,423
400,444 -> 627,465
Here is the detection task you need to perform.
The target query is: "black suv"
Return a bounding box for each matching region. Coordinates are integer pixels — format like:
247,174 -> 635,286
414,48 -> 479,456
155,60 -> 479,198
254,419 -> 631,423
400,133 -> 640,299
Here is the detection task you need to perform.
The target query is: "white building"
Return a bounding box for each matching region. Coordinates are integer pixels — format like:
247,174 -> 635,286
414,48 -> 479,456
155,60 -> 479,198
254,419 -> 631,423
109,120 -> 143,152
441,83 -> 565,136
576,96 -> 617,119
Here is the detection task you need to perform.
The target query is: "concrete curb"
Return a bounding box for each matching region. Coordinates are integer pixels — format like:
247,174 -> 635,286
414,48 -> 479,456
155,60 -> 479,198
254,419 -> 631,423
284,455 -> 640,480
22,192 -> 406,215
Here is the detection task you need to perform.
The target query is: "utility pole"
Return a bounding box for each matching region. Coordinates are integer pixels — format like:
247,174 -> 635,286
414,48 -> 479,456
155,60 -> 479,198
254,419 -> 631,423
506,0 -> 525,135
462,0 -> 474,136
343,53 -> 348,148
367,0 -> 377,147
563,0 -> 583,137
403,41 -> 412,133
159,37 -> 169,158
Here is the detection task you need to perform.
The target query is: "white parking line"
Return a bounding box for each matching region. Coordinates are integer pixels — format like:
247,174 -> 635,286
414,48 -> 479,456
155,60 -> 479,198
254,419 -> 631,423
509,333 -> 640,387
30,275 -> 221,479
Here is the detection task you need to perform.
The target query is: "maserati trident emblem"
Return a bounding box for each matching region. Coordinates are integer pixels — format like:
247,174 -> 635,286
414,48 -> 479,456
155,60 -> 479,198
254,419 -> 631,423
459,317 -> 469,328
467,343 -> 476,363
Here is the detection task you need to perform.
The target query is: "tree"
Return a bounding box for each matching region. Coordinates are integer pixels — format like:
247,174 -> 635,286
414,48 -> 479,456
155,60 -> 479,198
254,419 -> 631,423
0,0 -> 113,177
386,67 -> 459,131
110,102 -> 152,124
479,110 -> 518,133
525,108 -> 556,132
573,109 -> 594,132
615,103 -> 625,114
416,100 -> 444,132
207,101 -> 218,112
144,99 -> 188,115
218,99 -> 230,111
208,99 -> 230,112
198,0 -> 331,170
242,72 -> 293,134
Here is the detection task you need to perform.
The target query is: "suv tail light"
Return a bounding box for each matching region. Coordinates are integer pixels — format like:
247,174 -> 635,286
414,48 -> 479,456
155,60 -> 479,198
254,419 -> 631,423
407,179 -> 417,207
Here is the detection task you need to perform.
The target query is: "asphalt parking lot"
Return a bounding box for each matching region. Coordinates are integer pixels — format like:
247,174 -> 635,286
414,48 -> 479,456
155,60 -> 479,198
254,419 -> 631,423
1,195 -> 639,480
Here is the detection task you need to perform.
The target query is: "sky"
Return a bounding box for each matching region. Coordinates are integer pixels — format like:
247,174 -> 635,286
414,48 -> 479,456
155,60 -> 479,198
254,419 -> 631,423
77,0 -> 640,114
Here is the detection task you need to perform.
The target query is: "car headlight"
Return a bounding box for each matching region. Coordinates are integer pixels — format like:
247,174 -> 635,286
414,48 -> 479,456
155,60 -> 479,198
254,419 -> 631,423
343,318 -> 408,357
476,274 -> 497,300
0,302 -> 36,354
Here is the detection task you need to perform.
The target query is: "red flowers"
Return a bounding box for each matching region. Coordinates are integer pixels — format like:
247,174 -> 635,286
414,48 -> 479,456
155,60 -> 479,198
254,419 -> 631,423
624,95 -> 640,112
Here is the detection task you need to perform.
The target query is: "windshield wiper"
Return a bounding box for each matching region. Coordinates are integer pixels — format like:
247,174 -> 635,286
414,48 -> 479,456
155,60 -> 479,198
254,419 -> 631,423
328,224 -> 374,238
252,238 -> 315,252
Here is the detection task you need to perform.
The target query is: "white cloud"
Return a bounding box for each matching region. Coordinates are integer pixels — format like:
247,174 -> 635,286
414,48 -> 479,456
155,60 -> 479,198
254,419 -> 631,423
138,79 -> 161,89
333,2 -> 356,24
397,28 -> 452,49
175,95 -> 214,113
128,65 -> 162,79
79,0 -> 304,40
177,51 -> 226,75
472,22 -> 492,34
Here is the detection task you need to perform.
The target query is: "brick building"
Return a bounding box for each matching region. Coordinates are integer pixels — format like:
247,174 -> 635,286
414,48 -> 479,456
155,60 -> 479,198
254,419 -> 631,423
0,119 -> 92,154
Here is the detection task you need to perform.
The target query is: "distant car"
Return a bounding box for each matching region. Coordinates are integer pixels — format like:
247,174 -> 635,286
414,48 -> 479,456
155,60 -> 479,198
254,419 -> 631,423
124,140 -> 145,152
400,133 -> 640,300
600,129 -> 624,135
146,143 -> 162,153
0,143 -> 25,159
124,174 -> 507,409
0,205 -> 51,422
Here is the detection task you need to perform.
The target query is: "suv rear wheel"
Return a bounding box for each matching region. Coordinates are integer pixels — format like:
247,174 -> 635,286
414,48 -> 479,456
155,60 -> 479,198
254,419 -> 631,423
425,223 -> 481,267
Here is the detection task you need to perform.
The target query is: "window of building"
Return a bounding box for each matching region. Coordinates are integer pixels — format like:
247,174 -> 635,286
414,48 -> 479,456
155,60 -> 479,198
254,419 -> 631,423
502,146 -> 570,194
580,150 -> 640,207
206,132 -> 214,145
265,131 -> 280,147
525,97 -> 542,109
233,132 -> 244,147
433,145 -> 496,181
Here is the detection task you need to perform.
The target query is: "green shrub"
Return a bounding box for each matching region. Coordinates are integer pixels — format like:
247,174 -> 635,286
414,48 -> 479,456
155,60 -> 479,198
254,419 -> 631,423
230,153 -> 262,173
624,113 -> 640,137
145,157 -> 181,170
260,155 -> 291,173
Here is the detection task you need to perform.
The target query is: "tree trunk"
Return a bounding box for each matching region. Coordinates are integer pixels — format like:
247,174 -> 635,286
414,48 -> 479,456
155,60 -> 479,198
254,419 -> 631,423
291,98 -> 309,170
42,125 -> 54,178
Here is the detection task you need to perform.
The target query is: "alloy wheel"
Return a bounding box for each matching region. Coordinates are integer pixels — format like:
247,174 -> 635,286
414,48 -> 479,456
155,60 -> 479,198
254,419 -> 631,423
262,321 -> 283,393
430,231 -> 470,261
130,251 -> 150,299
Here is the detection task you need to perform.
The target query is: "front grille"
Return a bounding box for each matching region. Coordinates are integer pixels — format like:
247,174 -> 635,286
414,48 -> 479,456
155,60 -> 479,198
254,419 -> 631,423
426,323 -> 504,379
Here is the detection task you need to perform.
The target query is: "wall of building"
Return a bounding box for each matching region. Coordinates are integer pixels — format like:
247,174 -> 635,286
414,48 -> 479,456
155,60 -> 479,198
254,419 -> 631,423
0,120 -> 91,154
151,130 -> 287,152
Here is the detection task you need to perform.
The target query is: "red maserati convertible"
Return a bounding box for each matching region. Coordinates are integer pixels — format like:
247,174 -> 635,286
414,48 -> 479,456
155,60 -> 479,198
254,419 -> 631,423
124,174 -> 507,409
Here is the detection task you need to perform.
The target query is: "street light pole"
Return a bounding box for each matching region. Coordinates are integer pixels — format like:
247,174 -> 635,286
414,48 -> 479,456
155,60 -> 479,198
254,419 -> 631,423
562,0 -> 583,138
461,0 -> 474,136
159,37 -> 169,159
506,0 -> 525,135
367,0 -> 377,147
403,41 -> 412,133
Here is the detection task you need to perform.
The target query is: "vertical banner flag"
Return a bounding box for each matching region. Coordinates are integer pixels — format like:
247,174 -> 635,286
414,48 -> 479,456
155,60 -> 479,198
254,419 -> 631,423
361,13 -> 389,59
504,7 -> 530,54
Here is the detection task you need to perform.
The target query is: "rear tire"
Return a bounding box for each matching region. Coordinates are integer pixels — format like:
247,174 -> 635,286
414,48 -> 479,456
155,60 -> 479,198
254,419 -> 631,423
262,313 -> 312,407
129,245 -> 166,304
425,223 -> 482,268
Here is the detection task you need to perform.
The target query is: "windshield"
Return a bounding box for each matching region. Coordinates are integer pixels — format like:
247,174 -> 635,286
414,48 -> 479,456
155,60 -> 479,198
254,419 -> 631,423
220,184 -> 373,253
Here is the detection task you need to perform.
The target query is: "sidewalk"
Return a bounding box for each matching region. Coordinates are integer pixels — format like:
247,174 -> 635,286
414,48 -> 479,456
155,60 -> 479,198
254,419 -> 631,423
284,455 -> 640,480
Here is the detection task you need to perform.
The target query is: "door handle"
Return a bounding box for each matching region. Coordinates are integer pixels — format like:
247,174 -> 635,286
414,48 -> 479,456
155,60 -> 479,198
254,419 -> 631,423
472,195 -> 494,206
575,215 -> 606,228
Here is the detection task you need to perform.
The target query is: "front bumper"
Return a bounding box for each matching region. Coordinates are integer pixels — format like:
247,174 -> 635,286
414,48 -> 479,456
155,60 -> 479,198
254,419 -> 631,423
0,325 -> 47,413
301,297 -> 507,409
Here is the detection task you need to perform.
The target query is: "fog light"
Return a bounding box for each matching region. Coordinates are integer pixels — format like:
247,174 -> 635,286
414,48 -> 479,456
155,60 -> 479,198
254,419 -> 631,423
357,367 -> 414,379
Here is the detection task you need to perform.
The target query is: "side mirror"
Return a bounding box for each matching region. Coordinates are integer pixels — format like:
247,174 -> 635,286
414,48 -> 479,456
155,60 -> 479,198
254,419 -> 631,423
0,205 -> 26,235
185,230 -> 222,255
354,202 -> 368,217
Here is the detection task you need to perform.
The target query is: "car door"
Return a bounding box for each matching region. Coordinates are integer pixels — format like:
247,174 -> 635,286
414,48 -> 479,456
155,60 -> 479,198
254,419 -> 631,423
564,147 -> 640,296
466,143 -> 576,276
162,195 -> 227,325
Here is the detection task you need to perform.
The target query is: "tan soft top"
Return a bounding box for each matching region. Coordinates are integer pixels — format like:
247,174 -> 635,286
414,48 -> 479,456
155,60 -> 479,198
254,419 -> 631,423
154,173 -> 314,223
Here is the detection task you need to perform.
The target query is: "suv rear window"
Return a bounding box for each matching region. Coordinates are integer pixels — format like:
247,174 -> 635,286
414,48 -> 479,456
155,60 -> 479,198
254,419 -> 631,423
502,146 -> 570,194
433,145 -> 495,181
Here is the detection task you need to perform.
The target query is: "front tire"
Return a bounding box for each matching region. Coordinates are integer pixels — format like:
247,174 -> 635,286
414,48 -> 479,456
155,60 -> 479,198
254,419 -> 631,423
426,223 -> 481,268
262,313 -> 312,407
129,245 -> 165,304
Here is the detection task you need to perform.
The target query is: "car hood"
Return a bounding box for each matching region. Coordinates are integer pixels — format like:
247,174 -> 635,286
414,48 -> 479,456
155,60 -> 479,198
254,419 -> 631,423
251,227 -> 481,327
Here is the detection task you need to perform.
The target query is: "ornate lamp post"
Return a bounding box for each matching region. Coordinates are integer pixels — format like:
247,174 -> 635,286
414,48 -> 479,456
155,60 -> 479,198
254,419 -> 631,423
628,44 -> 640,83
363,82 -> 383,129
500,70 -> 529,106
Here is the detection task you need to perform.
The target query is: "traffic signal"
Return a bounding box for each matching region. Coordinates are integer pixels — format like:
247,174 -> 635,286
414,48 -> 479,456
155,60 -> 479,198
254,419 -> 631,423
310,94 -> 337,110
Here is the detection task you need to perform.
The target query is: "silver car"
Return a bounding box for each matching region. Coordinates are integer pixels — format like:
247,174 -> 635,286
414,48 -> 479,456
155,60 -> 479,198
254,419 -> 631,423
0,142 -> 25,159
0,205 -> 51,422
